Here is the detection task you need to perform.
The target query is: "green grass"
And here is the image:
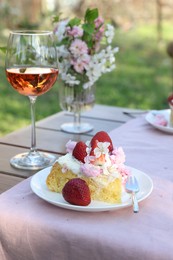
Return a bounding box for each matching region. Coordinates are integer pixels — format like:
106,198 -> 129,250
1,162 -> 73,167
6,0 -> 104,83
0,22 -> 173,136
95,23 -> 173,109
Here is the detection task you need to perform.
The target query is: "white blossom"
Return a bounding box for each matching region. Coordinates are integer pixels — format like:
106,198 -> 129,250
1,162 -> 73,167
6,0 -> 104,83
61,73 -> 80,86
105,24 -> 115,44
54,19 -> 69,42
56,46 -> 70,58
94,142 -> 110,158
53,13 -> 119,89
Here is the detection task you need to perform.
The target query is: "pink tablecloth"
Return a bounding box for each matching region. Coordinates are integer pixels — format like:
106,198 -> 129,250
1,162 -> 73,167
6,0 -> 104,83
1,116 -> 173,260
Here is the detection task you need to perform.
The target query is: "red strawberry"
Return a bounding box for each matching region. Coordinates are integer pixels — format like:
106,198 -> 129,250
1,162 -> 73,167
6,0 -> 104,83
62,178 -> 91,206
72,141 -> 87,163
90,131 -> 113,152
168,93 -> 173,107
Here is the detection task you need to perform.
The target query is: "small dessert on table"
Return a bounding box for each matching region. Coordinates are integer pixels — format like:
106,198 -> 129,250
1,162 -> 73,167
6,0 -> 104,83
168,93 -> 173,127
46,131 -> 130,206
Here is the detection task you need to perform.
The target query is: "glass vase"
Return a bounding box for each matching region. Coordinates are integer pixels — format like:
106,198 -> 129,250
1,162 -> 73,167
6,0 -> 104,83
59,82 -> 95,133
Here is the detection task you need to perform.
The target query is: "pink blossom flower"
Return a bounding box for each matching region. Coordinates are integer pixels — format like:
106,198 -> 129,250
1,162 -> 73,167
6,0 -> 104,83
69,39 -> 88,58
62,164 -> 68,173
118,166 -> 131,184
81,163 -> 101,177
71,54 -> 90,73
111,147 -> 125,165
74,62 -> 85,73
94,16 -> 104,29
71,59 -> 85,73
66,26 -> 83,38
154,114 -> 167,126
93,17 -> 105,51
66,140 -> 77,153
95,30 -> 104,41
118,165 -> 130,177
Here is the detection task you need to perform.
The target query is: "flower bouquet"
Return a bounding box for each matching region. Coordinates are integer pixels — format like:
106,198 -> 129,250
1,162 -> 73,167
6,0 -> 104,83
53,8 -> 118,133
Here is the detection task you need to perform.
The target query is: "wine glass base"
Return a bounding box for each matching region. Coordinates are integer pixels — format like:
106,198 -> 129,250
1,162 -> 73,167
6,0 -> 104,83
61,122 -> 93,134
10,151 -> 57,170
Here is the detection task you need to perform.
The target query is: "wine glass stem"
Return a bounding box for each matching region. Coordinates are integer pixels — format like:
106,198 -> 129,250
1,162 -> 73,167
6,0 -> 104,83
74,111 -> 81,128
29,96 -> 37,153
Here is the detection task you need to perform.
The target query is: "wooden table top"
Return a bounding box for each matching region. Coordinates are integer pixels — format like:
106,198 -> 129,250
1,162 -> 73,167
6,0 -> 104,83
0,104 -> 140,193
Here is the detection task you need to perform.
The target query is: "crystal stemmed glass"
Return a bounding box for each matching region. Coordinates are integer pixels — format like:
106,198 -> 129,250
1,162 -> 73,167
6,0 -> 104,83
5,30 -> 58,170
59,82 -> 95,134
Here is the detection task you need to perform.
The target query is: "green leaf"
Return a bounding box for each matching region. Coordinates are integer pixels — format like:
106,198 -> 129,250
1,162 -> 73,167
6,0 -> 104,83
60,37 -> 70,45
68,17 -> 81,27
52,15 -> 61,23
82,33 -> 94,49
84,8 -> 99,23
82,23 -> 95,35
0,47 -> 6,54
87,39 -> 94,49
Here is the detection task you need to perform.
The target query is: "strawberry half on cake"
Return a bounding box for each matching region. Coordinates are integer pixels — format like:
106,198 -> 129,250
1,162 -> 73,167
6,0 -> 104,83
46,131 -> 130,206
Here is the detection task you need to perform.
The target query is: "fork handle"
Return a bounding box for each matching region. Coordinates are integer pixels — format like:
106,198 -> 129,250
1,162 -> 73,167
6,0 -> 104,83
132,192 -> 139,213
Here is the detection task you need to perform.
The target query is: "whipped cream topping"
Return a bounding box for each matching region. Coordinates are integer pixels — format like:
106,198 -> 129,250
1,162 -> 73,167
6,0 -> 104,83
58,153 -> 81,174
58,138 -> 130,188
57,151 -> 124,187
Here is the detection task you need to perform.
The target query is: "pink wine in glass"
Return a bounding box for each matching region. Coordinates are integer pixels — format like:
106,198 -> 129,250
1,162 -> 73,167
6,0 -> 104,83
5,30 -> 58,170
6,67 -> 59,96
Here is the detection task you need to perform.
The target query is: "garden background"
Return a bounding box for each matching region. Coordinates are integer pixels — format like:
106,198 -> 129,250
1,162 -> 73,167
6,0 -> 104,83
0,0 -> 173,136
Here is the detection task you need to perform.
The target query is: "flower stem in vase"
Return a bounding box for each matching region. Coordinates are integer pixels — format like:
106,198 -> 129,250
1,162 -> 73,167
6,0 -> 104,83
73,86 -> 81,127
59,83 -> 95,134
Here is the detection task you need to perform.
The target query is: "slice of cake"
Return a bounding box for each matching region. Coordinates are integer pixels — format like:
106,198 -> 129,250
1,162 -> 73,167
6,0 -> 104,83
46,131 -> 130,205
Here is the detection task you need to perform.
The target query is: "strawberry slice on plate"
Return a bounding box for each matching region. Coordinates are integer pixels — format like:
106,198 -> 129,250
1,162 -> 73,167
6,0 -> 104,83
62,178 -> 91,206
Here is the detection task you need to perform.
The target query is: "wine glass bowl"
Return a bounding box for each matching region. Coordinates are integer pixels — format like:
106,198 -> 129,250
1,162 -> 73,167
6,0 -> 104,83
5,30 -> 58,170
59,83 -> 95,134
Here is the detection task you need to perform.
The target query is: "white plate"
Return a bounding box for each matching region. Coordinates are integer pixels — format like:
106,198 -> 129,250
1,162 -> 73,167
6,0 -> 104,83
145,109 -> 173,134
30,166 -> 153,212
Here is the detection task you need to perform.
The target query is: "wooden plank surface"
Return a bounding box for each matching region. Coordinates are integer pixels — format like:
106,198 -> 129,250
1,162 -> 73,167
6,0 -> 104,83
0,128 -> 93,153
36,105 -> 132,128
36,114 -> 123,133
0,105 -> 138,193
0,144 -> 38,178
0,106 -> 130,151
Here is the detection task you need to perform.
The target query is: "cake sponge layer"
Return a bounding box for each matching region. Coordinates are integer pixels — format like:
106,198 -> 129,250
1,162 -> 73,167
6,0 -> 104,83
46,162 -> 122,204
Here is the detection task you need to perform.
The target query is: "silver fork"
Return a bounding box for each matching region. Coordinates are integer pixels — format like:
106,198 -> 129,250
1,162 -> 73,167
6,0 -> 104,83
125,175 -> 139,213
123,110 -> 148,118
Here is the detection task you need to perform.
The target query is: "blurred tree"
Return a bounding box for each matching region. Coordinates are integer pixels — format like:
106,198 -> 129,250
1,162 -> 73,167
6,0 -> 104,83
156,0 -> 173,42
156,0 -> 164,42
20,0 -> 42,24
0,0 -> 173,38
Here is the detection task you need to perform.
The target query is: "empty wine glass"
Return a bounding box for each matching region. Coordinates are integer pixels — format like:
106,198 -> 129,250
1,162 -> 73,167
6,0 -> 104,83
5,30 -> 58,170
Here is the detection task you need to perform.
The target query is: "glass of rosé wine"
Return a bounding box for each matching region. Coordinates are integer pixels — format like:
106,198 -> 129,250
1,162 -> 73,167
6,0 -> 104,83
5,31 -> 59,170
